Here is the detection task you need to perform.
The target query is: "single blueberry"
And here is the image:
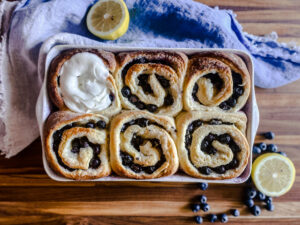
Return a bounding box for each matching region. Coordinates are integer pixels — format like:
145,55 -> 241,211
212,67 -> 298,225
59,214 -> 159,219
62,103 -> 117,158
264,196 -> 272,205
231,209 -> 240,217
191,203 -> 201,212
219,134 -> 231,144
251,205 -> 261,216
278,151 -> 287,156
96,120 -> 106,129
267,144 -> 278,152
201,203 -> 210,212
89,158 -> 100,169
85,122 -> 95,128
198,182 -> 208,190
194,216 -> 203,224
246,187 -> 257,199
257,142 -> 267,151
263,131 -> 275,140
266,203 -> 275,211
93,145 -> 101,155
147,104 -> 158,113
245,199 -> 254,208
199,195 -> 207,204
208,214 -> 217,223
219,213 -> 228,223
257,191 -> 266,201
253,146 -> 261,154
121,86 -> 131,97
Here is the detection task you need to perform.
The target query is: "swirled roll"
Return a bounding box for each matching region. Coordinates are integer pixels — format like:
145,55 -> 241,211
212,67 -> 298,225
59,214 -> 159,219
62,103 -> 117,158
114,51 -> 188,116
176,111 -> 249,179
184,52 -> 250,112
48,48 -> 121,117
44,111 -> 111,180
110,110 -> 179,179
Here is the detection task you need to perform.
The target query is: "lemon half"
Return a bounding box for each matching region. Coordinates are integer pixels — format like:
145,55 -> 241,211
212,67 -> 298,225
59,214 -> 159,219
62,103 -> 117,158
86,0 -> 129,40
251,153 -> 295,197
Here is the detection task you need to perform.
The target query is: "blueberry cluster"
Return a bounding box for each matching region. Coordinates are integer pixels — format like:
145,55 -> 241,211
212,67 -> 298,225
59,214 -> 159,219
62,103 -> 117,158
252,132 -> 286,156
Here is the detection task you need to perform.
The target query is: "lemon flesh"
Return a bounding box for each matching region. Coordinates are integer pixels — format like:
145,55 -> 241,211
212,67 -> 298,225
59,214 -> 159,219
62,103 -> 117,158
251,153 -> 295,197
87,0 -> 129,40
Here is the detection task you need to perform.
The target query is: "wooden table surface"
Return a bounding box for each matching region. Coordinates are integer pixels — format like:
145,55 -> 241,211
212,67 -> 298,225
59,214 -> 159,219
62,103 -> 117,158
1,0 -> 300,224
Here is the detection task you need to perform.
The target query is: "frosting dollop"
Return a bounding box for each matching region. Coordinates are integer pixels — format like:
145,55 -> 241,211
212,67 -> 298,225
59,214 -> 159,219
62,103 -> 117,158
59,52 -> 111,113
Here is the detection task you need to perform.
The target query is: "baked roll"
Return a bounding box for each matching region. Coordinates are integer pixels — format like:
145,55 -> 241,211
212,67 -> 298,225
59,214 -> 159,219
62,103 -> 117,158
184,52 -> 250,112
110,110 -> 179,179
176,111 -> 249,179
44,111 -> 111,180
48,48 -> 121,117
114,51 -> 188,116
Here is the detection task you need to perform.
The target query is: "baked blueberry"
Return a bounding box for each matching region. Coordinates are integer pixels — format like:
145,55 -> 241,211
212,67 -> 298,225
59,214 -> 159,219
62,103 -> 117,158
89,158 -> 100,168
231,209 -> 240,217
208,214 -> 217,223
129,95 -> 138,104
257,142 -> 267,151
147,104 -> 158,113
121,86 -> 131,97
130,164 -> 142,173
164,93 -> 174,106
219,134 -> 231,144
192,203 -> 201,212
235,86 -> 244,96
251,205 -> 261,216
201,203 -> 210,212
267,144 -> 277,152
227,97 -> 237,107
71,146 -> 80,154
253,146 -> 261,154
93,145 -> 101,155
136,101 -> 146,110
215,165 -> 226,174
219,102 -> 230,110
194,216 -> 203,224
263,131 -> 275,140
199,167 -> 212,175
219,213 -> 228,223
109,93 -> 115,102
121,153 -> 133,165
198,182 -> 208,190
266,203 -> 275,211
199,195 -> 207,204
137,118 -> 149,127
210,119 -> 222,125
278,151 -> 287,156
96,120 -> 106,129
257,191 -> 266,201
246,187 -> 257,199
264,196 -> 272,204
85,122 -> 95,128
245,199 -> 254,208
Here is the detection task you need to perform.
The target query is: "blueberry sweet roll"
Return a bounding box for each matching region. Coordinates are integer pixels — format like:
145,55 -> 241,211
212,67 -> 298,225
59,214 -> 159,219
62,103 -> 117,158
47,48 -> 121,117
115,51 -> 188,116
110,110 -> 179,179
44,111 -> 111,180
176,111 -> 249,179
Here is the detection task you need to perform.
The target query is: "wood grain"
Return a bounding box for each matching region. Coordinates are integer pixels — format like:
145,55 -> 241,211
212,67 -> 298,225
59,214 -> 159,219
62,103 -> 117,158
1,0 -> 300,224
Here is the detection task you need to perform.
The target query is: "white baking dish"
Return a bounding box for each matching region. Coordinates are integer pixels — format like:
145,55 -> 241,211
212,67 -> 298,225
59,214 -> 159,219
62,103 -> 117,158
36,45 -> 259,183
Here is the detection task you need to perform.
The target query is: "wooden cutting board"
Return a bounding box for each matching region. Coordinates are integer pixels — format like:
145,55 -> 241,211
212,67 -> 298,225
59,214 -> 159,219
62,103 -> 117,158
0,0 -> 299,224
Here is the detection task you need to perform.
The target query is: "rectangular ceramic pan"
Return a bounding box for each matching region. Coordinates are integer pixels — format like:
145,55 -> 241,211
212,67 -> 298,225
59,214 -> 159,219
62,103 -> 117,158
36,45 -> 259,183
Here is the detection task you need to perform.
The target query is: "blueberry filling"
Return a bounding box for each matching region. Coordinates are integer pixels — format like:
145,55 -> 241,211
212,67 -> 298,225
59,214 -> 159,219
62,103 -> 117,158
121,57 -> 175,112
120,137 -> 166,174
52,120 -> 106,171
192,83 -> 201,103
120,118 -> 164,133
109,93 -> 115,102
57,76 -> 60,86
184,119 -> 240,175
219,71 -> 244,110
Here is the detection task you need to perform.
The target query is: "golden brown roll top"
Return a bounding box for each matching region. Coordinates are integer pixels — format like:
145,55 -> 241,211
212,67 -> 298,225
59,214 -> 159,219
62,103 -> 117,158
44,111 -> 111,180
176,111 -> 249,179
110,110 -> 179,179
184,52 -> 251,112
114,51 -> 188,116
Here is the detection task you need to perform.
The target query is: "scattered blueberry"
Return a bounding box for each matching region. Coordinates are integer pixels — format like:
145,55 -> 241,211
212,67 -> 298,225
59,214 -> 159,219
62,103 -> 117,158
252,146 -> 261,154
251,205 -> 261,216
266,203 -> 275,211
263,131 -> 275,140
192,203 -> 201,212
257,142 -> 267,151
264,196 -> 272,205
219,213 -> 228,223
278,151 -> 287,157
257,191 -> 266,201
199,195 -> 207,204
194,216 -> 203,224
245,199 -> 254,208
267,144 -> 277,152
208,214 -> 218,223
198,182 -> 208,190
231,209 -> 240,217
246,187 -> 257,199
201,203 -> 210,212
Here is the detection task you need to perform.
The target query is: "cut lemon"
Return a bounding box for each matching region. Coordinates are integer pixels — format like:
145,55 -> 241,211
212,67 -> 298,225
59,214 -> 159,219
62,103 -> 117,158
251,153 -> 295,197
86,0 -> 129,40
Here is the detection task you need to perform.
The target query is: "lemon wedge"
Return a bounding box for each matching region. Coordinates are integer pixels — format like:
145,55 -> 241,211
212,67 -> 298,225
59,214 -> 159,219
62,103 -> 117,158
251,153 -> 295,197
86,0 -> 129,40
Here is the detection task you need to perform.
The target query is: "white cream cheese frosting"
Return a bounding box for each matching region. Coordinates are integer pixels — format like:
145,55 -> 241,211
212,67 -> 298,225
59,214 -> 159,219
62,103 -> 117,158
59,52 -> 111,113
